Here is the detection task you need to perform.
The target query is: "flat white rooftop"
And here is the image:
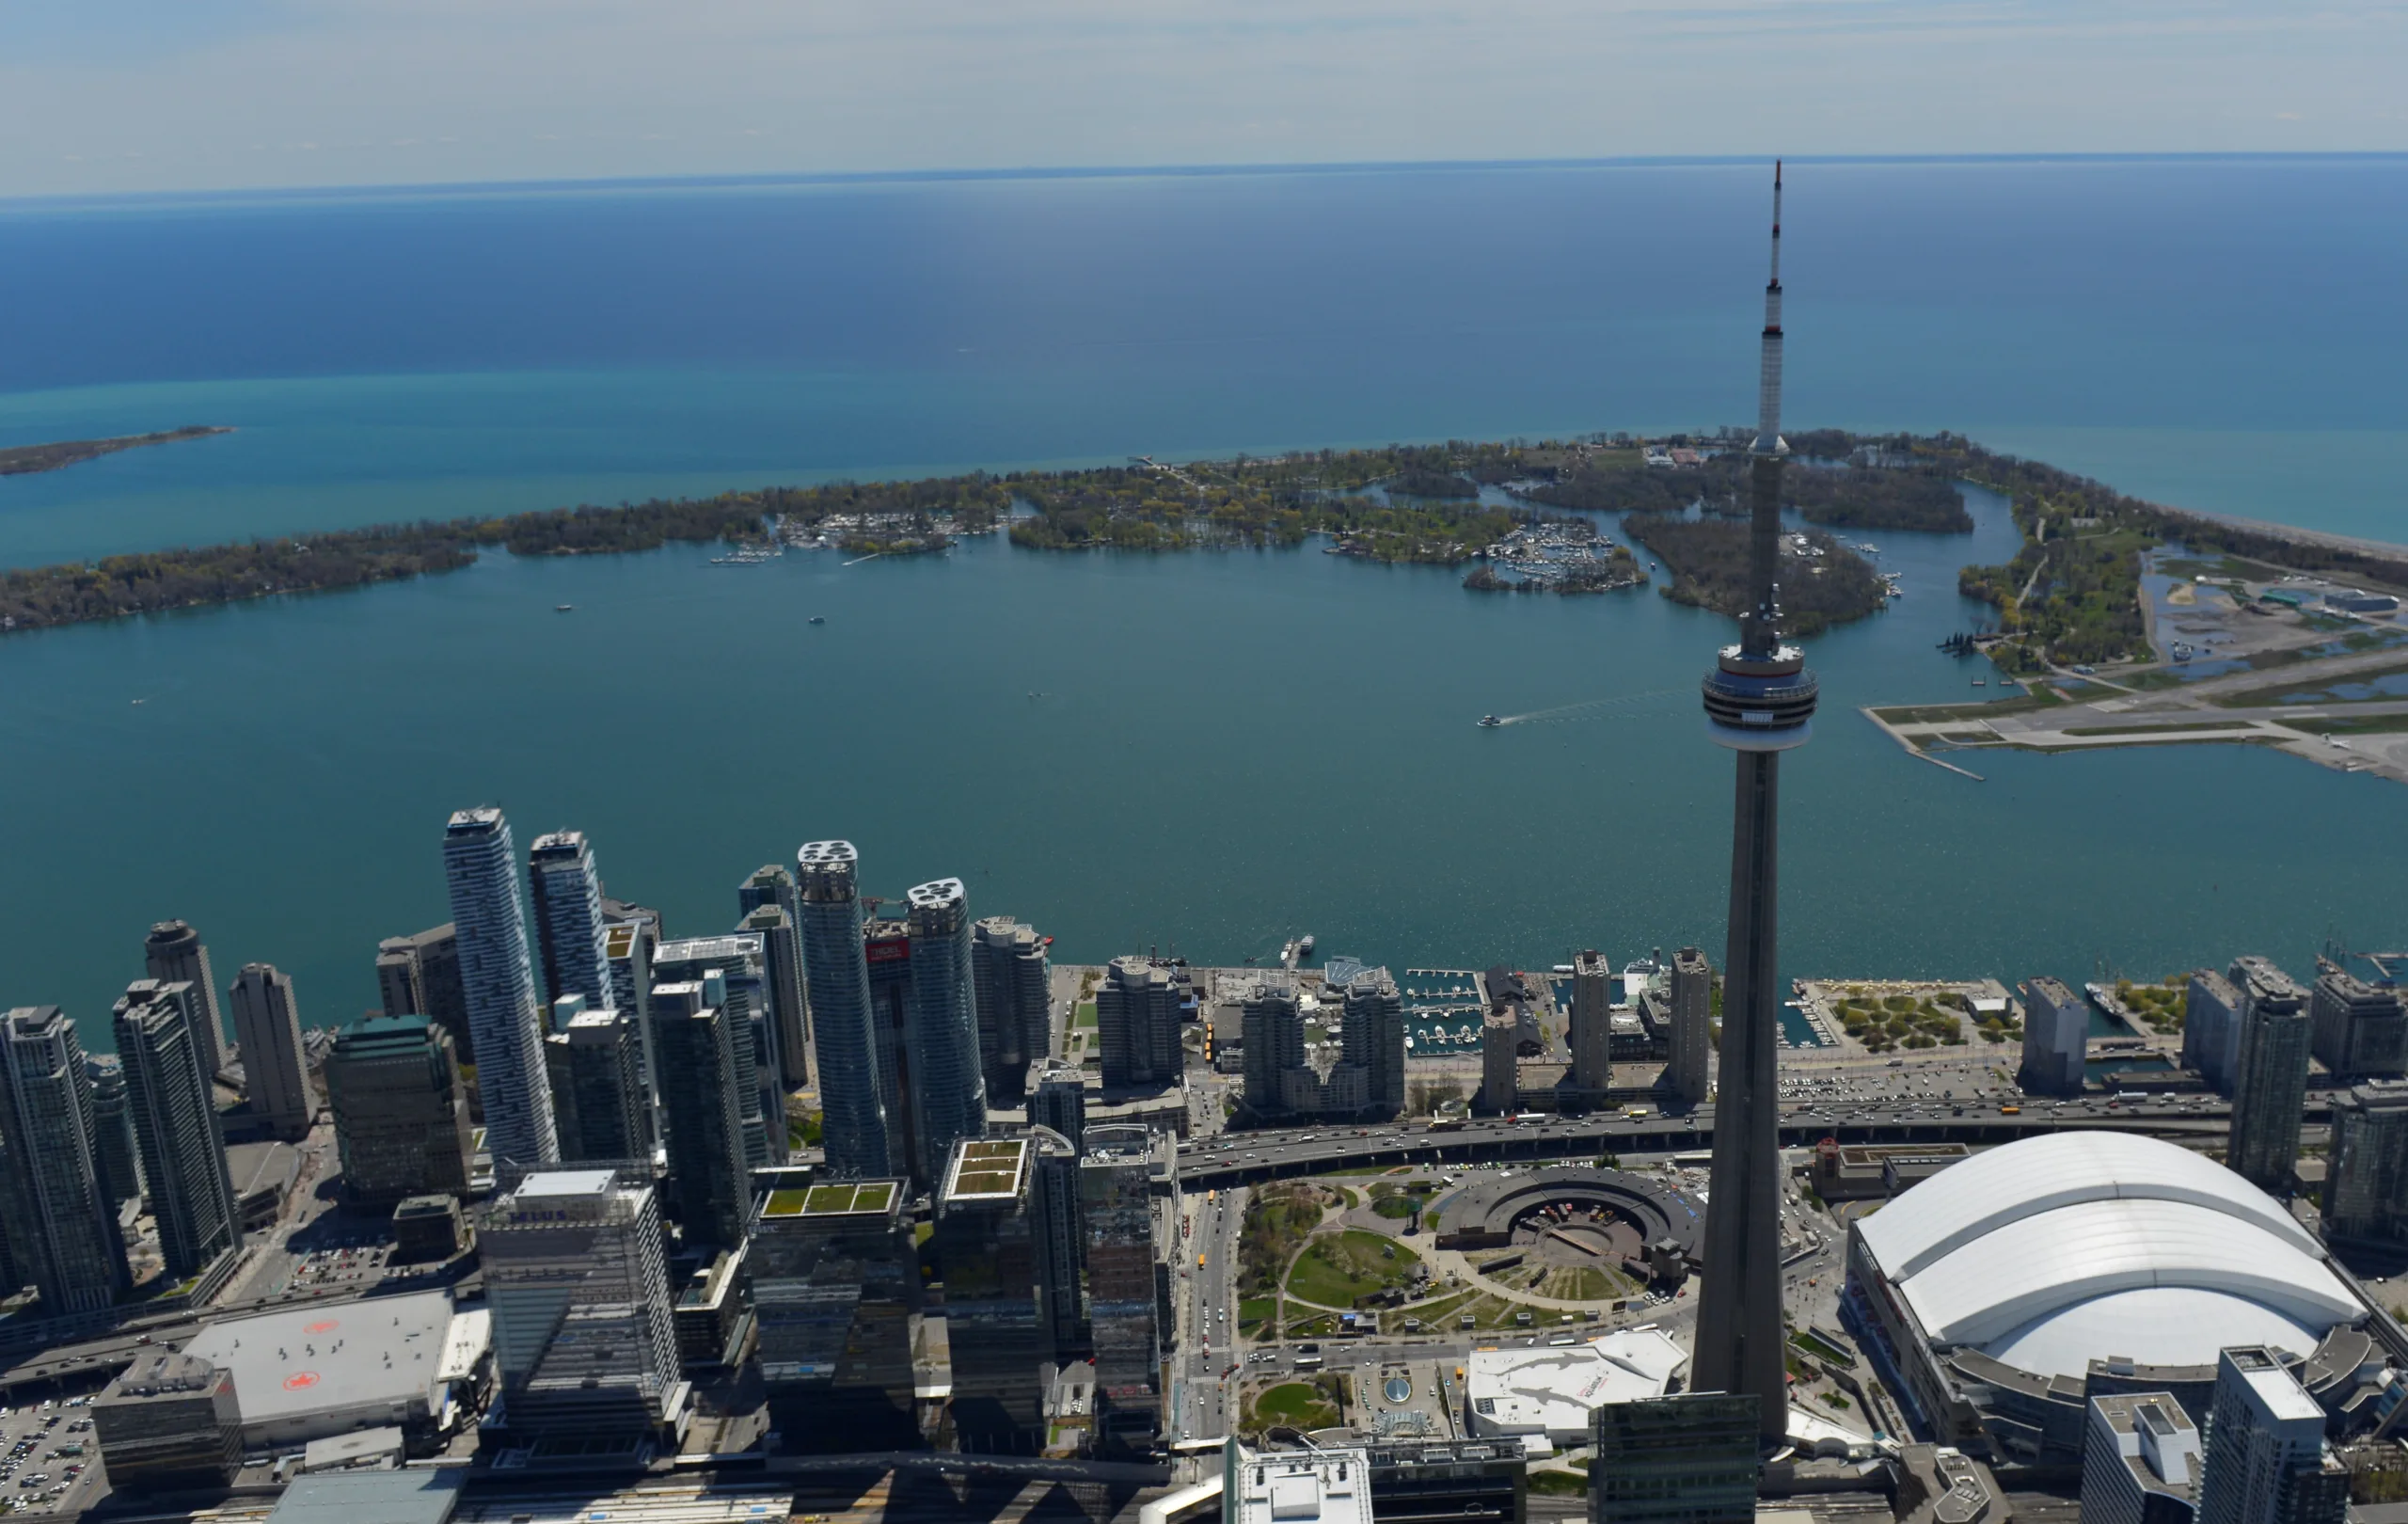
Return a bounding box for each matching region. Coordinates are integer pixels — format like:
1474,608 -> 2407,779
1465,1328 -> 1687,1443
182,1289 -> 457,1438
515,1168 -> 617,1199
1230,1446 -> 1373,1524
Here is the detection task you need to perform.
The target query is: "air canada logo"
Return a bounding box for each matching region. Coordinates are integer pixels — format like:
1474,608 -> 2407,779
305,1320 -> 339,1334
284,1372 -> 321,1390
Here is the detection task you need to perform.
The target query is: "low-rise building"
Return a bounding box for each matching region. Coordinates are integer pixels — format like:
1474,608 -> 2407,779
179,1288 -> 479,1450
1465,1330 -> 1687,1445
92,1349 -> 241,1492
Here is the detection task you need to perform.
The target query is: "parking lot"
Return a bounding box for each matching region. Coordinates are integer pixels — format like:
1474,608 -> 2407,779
267,1225 -> 397,1297
0,1391 -> 104,1516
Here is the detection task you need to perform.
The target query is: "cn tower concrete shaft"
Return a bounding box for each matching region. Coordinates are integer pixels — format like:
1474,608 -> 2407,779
1691,737 -> 1789,1442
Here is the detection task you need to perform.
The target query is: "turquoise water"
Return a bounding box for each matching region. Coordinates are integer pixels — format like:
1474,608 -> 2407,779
7,159 -> 2408,1047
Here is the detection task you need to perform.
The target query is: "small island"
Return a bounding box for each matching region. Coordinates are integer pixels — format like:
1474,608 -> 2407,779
0,425 -> 232,477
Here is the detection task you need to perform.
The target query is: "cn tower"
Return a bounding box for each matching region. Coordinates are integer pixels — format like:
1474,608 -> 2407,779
1690,161 -> 1816,1448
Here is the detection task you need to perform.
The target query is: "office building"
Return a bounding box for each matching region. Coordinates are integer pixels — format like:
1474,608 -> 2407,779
799,842 -> 893,1179
738,897 -> 813,1088
376,923 -> 471,1063
2185,970 -> 2244,1096
528,830 -> 614,1019
1081,1123 -> 1164,1446
2022,976 -> 2089,1097
91,1350 -> 241,1492
0,1007 -> 130,1312
325,1016 -> 472,1205
230,962 -> 313,1139
937,1136 -> 1048,1453
973,916 -> 1051,1100
143,920 -> 227,1081
1029,1124 -> 1085,1358
87,1054 -> 146,1209
650,982 -> 752,1250
906,879 -> 989,1177
392,1195 -> 467,1262
1364,1438 -> 1530,1524
2195,1348 -> 2347,1524
443,806 -> 558,1167
2228,958 -> 2314,1193
2323,1080 -> 2408,1244
482,1167 -> 688,1442
547,1008 -> 649,1165
1481,1008 -> 1519,1115
751,1178 -> 920,1452
1341,967 -> 1406,1116
1668,948 -> 1711,1105
1572,950 -> 1614,1092
653,934 -> 780,1166
1587,1392 -> 1759,1524
1028,1059 -> 1087,1150
864,914 -> 922,1182
2310,962 -> 2408,1082
2083,1392 -> 2200,1524
115,981 -> 242,1281
1230,1443 -> 1375,1524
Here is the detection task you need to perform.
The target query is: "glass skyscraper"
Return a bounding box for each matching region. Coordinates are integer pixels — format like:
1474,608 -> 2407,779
114,981 -> 241,1281
797,841 -> 891,1179
0,1007 -> 130,1313
444,807 -> 558,1168
528,830 -> 613,1019
905,879 -> 987,1179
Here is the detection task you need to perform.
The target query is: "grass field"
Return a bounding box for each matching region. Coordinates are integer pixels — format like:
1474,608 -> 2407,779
2061,719 -> 2263,736
1287,1230 -> 1421,1307
2274,712 -> 2408,736
1533,1263 -> 1629,1301
1248,1380 -> 1340,1434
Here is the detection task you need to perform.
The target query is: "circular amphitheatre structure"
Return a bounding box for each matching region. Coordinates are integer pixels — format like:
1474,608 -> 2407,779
1433,1166 -> 1703,1277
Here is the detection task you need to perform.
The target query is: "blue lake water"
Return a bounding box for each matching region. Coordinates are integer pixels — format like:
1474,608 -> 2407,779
5,158 -> 2408,1048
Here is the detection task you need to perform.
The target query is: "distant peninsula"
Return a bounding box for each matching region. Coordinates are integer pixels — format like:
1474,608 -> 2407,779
9,429 -> 2399,643
0,426 -> 232,477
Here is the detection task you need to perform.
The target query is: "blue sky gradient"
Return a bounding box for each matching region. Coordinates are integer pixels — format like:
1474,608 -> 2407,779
1,1 -> 2400,197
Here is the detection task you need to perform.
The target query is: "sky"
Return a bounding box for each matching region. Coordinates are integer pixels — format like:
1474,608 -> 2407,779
0,0 -> 2401,198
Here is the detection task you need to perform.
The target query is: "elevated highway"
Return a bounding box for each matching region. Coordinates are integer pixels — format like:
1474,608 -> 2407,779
1161,1095 -> 2285,1191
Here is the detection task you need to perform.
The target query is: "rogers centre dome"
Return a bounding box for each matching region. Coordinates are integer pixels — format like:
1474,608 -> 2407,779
1844,1132 -> 2381,1464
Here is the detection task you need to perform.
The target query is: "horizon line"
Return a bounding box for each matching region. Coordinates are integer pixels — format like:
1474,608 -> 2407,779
6,150 -> 2405,214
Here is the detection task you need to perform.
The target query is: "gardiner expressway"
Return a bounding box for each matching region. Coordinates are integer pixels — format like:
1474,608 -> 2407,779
1162,1094 -> 2275,1190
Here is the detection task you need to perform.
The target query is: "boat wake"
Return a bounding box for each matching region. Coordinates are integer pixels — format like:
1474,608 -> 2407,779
1491,689 -> 1685,726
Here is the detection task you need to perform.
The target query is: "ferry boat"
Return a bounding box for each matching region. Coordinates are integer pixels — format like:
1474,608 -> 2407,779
1477,715 -> 1503,728
1297,935 -> 1316,958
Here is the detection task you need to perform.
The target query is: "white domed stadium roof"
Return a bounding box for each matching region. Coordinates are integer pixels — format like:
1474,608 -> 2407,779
1856,1133 -> 2361,1379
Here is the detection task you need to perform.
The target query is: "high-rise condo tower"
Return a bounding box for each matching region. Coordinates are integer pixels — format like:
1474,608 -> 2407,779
1690,162 -> 1815,1448
798,841 -> 893,1178
444,807 -> 559,1167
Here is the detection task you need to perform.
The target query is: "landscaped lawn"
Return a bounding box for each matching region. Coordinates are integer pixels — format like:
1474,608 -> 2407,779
1286,1230 -> 1421,1307
1248,1380 -> 1341,1434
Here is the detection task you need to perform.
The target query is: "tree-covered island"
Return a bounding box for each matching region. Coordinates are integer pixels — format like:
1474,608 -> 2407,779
0,425 -> 233,476
9,428 -> 2384,644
